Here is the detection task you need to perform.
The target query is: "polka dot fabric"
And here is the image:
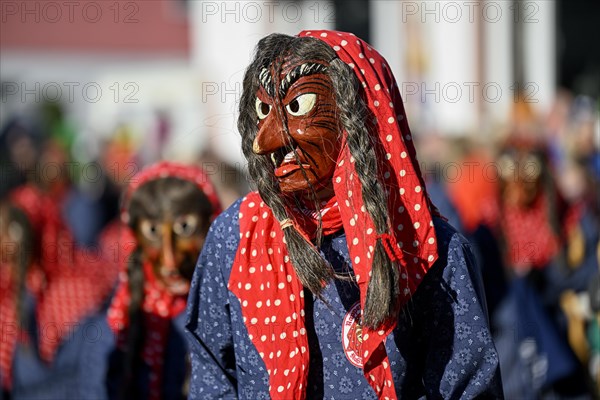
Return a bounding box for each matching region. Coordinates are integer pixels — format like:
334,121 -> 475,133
0,266 -> 43,389
108,161 -> 220,400
10,185 -> 66,276
121,161 -> 222,223
229,194 -> 311,400
8,185 -> 115,363
189,200 -> 504,399
502,194 -> 560,270
107,262 -> 187,400
229,30 -> 439,400
1,262 -> 20,389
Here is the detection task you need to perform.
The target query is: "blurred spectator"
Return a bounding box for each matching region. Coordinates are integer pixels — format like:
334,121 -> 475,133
0,117 -> 43,197
103,162 -> 221,399
416,133 -> 465,234
5,184 -> 118,399
0,201 -> 38,397
470,113 -> 599,398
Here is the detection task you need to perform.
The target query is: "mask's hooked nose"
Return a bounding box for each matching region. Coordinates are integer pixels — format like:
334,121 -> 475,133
161,225 -> 176,273
253,113 -> 290,155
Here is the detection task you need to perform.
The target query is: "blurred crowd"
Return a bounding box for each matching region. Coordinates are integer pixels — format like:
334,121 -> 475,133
1,88 -> 599,399
416,91 -> 600,398
0,100 -> 249,399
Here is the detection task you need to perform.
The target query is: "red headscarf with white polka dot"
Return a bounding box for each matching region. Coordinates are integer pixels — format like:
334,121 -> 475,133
107,161 -> 221,400
5,185 -> 116,365
0,260 -> 18,389
120,161 -> 222,224
228,30 -> 439,399
0,187 -> 46,390
0,261 -> 43,390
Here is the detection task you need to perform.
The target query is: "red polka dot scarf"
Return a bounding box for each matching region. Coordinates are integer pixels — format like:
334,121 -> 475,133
107,161 -> 221,400
120,161 -> 222,224
502,194 -> 560,271
7,185 -> 115,363
229,30 -> 439,400
107,261 -> 188,400
0,262 -> 18,390
0,262 -> 41,389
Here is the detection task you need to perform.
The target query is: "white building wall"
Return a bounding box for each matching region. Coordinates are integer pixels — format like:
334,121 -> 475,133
370,1 -> 406,89
369,0 -> 555,136
482,0 -> 513,130
189,0 -> 335,166
523,0 -> 556,115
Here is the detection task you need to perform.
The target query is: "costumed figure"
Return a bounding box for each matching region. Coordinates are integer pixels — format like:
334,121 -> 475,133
185,30 -> 503,399
479,135 -> 599,398
4,184 -> 118,399
106,162 -> 221,400
0,201 -> 37,398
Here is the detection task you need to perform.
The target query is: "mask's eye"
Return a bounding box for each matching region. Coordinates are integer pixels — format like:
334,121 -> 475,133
173,215 -> 199,237
498,154 -> 516,180
255,98 -> 271,120
522,154 -> 542,181
8,221 -> 24,242
140,220 -> 161,241
286,93 -> 316,116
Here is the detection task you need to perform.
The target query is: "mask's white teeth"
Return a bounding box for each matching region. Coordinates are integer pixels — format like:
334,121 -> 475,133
271,153 -> 277,166
283,152 -> 295,162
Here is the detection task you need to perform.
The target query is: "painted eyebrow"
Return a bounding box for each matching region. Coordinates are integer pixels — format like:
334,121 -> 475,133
258,68 -> 275,97
279,63 -> 328,97
258,63 -> 329,98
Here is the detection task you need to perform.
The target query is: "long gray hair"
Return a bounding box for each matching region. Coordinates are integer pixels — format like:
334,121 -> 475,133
239,34 -> 401,329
